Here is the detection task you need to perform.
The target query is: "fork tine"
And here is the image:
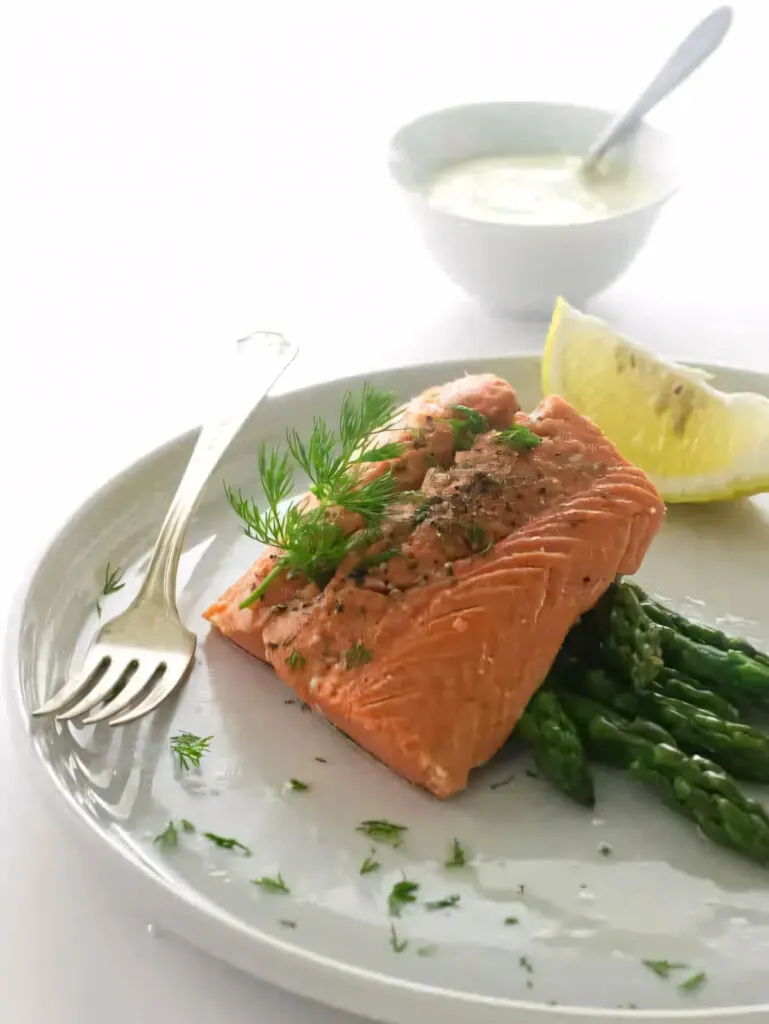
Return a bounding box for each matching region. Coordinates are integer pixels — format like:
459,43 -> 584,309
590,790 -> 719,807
108,655 -> 193,726
57,658 -> 138,721
31,651 -> 110,717
82,662 -> 162,724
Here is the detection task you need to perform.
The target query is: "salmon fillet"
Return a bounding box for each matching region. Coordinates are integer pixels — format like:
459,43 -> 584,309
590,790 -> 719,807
203,374 -> 520,660
205,378 -> 663,798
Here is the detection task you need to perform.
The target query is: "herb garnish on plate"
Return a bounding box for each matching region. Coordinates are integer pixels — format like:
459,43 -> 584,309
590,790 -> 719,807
445,838 -> 468,868
96,562 -> 124,617
170,731 -> 212,771
203,832 -> 251,855
388,879 -> 419,917
356,820 -> 407,847
252,873 -> 290,894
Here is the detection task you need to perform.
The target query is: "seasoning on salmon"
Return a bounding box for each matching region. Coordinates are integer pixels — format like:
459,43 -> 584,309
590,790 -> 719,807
204,377 -> 663,798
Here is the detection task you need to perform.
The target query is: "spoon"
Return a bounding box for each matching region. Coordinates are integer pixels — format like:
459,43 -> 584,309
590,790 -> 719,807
580,5 -> 733,176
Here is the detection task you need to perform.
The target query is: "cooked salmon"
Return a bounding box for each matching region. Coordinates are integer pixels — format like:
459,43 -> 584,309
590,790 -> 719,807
203,374 -> 519,661
205,377 -> 663,797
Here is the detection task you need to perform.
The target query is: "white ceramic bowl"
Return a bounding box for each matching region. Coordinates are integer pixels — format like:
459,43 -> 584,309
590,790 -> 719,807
388,101 -> 679,316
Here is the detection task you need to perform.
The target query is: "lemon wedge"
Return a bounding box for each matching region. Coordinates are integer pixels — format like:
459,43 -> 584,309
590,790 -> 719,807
541,297 -> 769,503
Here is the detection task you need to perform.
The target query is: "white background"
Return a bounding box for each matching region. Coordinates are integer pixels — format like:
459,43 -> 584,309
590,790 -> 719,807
2,1 -> 768,1020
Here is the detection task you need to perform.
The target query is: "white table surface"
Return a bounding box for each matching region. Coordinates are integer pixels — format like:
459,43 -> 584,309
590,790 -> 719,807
3,1 -> 769,1020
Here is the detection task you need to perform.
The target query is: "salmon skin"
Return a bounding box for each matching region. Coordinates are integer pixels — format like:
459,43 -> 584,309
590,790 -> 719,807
204,376 -> 663,798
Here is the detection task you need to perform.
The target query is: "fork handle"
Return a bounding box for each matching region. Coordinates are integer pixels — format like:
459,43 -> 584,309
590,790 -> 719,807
137,331 -> 299,609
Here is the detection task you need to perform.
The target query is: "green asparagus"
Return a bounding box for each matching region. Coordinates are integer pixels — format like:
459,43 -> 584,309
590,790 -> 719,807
556,691 -> 674,768
517,690 -> 595,807
653,667 -> 740,722
630,742 -> 769,867
629,583 -> 769,668
659,626 -> 769,704
556,691 -> 769,867
563,665 -> 769,783
569,583 -> 662,691
642,692 -> 769,784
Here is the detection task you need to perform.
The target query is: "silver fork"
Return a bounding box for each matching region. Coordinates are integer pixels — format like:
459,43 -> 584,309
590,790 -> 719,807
32,331 -> 298,727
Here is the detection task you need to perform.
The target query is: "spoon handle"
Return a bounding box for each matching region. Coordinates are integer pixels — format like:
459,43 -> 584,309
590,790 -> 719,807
582,5 -> 733,174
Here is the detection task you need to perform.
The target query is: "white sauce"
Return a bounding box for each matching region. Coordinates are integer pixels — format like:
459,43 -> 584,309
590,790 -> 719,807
426,154 -> 657,225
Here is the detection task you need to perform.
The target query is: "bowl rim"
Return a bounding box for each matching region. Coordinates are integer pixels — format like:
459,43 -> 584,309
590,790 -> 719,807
386,98 -> 681,228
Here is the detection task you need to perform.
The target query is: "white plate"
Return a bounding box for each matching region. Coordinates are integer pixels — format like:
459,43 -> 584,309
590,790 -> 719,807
6,355 -> 769,1023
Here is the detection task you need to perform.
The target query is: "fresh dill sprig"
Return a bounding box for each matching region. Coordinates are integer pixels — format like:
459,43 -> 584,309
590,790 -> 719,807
356,820 -> 407,847
170,731 -> 212,771
228,384 -> 403,610
202,832 -> 251,855
445,838 -> 468,868
96,561 -> 125,617
495,424 -> 542,450
153,821 -> 178,850
251,873 -> 290,894
287,778 -> 310,792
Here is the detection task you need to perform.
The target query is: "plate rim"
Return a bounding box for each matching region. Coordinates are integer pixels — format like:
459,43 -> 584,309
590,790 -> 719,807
6,351 -> 769,1024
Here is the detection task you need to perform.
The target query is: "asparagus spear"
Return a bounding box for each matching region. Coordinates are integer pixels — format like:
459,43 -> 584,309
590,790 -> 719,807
563,665 -> 769,783
630,742 -> 769,867
556,690 -> 674,767
518,690 -> 595,807
628,583 -> 769,668
654,667 -> 740,722
556,691 -> 769,867
569,583 -> 662,691
644,692 -> 769,784
659,626 -> 769,704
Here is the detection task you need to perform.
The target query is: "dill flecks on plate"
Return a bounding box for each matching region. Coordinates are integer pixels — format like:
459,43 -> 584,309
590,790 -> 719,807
202,832 -> 251,855
251,873 -> 291,894
153,821 -> 178,850
287,778 -> 310,792
170,731 -> 212,771
679,972 -> 707,993
642,959 -> 689,979
360,852 -> 381,875
356,820 -> 407,847
227,384 -> 402,610
389,924 -> 408,953
445,838 -> 468,868
95,561 -> 125,617
180,819 -> 196,834
388,879 -> 419,917
425,894 -> 460,911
